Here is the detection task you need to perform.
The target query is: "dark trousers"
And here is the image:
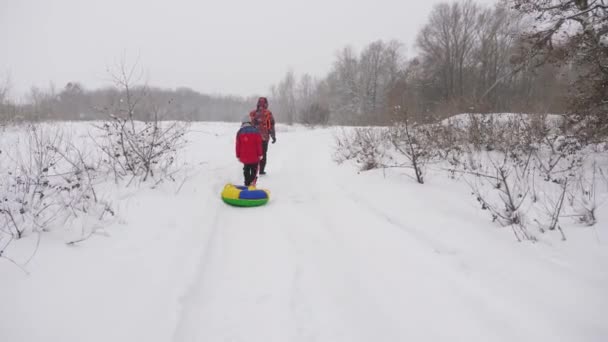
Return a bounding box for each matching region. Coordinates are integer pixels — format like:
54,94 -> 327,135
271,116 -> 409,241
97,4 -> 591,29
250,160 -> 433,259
260,140 -> 269,172
243,163 -> 258,186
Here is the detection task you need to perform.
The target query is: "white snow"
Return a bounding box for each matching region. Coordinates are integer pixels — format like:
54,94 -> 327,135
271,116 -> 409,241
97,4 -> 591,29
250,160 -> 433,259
1,122 -> 608,342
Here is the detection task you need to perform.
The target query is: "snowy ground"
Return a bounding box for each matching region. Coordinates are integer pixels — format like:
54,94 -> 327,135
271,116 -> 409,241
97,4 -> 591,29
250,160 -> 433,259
2,122 -> 608,342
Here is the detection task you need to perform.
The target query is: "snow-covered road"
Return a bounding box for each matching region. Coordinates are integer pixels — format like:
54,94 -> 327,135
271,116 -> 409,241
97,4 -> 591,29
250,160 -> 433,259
172,125 -> 608,342
2,123 -> 607,342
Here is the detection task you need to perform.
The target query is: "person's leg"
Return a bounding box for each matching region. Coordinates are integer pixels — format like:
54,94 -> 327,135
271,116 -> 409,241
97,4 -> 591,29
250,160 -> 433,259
244,163 -> 257,185
251,163 -> 258,186
243,164 -> 250,186
260,140 -> 269,173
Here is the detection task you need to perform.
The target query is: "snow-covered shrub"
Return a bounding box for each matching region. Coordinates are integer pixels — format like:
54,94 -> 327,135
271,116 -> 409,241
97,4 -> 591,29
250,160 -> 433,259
568,162 -> 603,226
334,127 -> 389,171
96,60 -> 189,184
0,125 -> 113,254
462,148 -> 537,241
465,113 -> 497,150
331,111 -> 607,242
448,113 -> 608,241
533,177 -> 569,240
388,119 -> 442,184
445,114 -> 561,240
95,116 -> 188,183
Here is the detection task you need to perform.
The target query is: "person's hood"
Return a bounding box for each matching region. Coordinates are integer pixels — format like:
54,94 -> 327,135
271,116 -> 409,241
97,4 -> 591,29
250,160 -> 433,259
257,97 -> 268,110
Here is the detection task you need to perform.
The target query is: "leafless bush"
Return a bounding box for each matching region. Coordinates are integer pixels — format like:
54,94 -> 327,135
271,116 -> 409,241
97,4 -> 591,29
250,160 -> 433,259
463,148 -> 536,241
514,114 -> 585,182
534,135 -> 583,180
0,125 -> 113,263
449,113 -> 606,241
427,118 -> 466,178
534,177 -> 569,240
388,109 -> 442,184
334,127 -> 388,171
96,116 -> 188,183
95,58 -> 189,184
512,113 -> 596,239
453,114 -> 544,240
569,163 -> 602,226
465,114 -> 497,150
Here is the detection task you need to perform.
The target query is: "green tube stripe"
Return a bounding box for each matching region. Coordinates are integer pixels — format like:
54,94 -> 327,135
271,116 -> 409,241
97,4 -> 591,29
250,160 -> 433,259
222,197 -> 269,207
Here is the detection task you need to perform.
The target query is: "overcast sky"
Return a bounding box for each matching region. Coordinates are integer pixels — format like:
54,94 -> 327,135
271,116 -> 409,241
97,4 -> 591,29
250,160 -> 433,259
0,0 -> 498,100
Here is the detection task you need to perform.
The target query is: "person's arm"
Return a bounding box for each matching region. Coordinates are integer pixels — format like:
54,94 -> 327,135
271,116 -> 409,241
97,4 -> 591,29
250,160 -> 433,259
235,132 -> 240,159
269,111 -> 276,143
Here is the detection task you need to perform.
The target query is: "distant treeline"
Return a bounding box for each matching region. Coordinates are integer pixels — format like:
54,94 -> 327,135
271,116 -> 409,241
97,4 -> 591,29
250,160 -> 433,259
1,0 -> 606,135
0,82 -> 258,122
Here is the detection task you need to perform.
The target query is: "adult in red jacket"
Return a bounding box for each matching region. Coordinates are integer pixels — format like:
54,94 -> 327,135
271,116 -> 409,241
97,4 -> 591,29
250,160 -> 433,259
249,97 -> 276,175
236,116 -> 263,186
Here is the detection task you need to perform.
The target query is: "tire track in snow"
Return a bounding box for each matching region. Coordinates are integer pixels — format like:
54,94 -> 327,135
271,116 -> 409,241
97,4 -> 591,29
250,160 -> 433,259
171,179 -> 227,342
279,171 -> 503,341
172,176 -> 298,341
275,132 -> 529,340
267,131 -> 404,341
278,192 -> 391,342
334,182 -> 457,255
327,179 -> 573,341
310,184 -> 526,341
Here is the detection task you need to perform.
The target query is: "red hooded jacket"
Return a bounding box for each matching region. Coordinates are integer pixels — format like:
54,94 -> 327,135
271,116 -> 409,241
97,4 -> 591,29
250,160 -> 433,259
249,97 -> 276,142
236,123 -> 263,164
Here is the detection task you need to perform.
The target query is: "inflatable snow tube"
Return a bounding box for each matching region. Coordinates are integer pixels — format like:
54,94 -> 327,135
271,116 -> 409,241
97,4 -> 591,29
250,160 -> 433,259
221,184 -> 270,207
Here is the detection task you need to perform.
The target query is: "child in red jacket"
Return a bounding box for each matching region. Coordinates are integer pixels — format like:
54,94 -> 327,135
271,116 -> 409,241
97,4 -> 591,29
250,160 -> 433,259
236,116 -> 263,187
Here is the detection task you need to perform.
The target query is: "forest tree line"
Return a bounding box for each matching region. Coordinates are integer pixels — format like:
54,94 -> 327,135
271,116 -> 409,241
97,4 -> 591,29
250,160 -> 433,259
271,0 -> 606,137
1,0 -> 606,139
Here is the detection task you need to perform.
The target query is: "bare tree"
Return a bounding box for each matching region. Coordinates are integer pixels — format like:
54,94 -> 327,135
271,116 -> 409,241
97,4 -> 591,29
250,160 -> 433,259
27,84 -> 58,121
416,1 -> 480,106
0,72 -> 12,124
106,55 -> 148,131
0,72 -> 10,106
474,5 -> 523,108
510,0 -> 608,139
359,40 -> 404,121
272,70 -> 297,125
55,82 -> 90,120
97,58 -> 189,183
301,102 -> 330,126
327,46 -> 362,123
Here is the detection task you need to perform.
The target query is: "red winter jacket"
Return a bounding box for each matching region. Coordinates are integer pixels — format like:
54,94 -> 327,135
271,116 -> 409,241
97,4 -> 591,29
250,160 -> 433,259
249,97 -> 276,142
236,123 -> 263,164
